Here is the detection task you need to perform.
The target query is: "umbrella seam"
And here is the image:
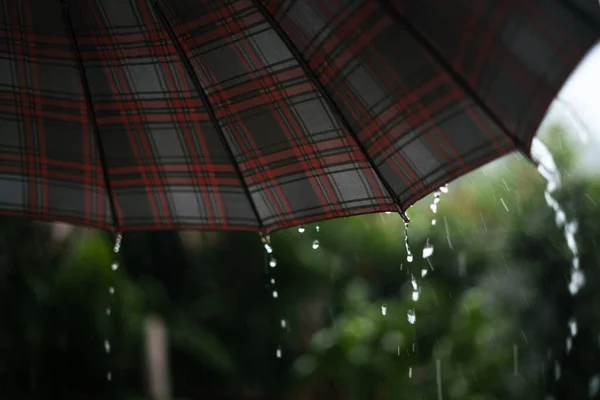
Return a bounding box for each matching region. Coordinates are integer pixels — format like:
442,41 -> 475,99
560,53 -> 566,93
60,0 -> 121,232
251,0 -> 410,223
377,0 -> 530,159
152,2 -> 265,233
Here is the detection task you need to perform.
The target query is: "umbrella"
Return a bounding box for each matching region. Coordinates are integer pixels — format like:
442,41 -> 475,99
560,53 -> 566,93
0,0 -> 598,235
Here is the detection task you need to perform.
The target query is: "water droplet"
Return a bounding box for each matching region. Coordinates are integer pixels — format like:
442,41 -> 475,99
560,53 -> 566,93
312,240 -> 320,250
280,319 -> 287,329
276,347 -> 282,358
269,257 -> 278,268
264,243 -> 273,254
421,269 -> 428,277
589,375 -> 600,398
422,240 -> 434,259
407,309 -> 416,324
431,219 -> 436,225
412,291 -> 419,301
554,361 -> 562,381
315,225 -> 320,232
104,339 -> 111,353
569,319 -> 578,336
270,278 -> 275,284
566,337 -> 573,353
106,371 -> 112,381
109,287 -> 115,295
411,275 -> 418,291
381,304 -> 387,316
430,203 -> 438,213
113,233 -> 122,253
298,226 -> 305,233
569,270 -> 585,295
111,262 -> 119,271
385,211 -> 392,214
272,291 -> 278,298
408,367 -> 413,378
440,184 -> 449,193
106,308 -> 111,316
407,254 -> 414,262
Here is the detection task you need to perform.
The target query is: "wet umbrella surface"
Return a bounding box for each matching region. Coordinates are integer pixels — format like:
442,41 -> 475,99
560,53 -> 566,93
0,0 -> 598,233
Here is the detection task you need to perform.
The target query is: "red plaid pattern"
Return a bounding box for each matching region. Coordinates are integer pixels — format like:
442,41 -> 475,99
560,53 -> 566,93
0,0 -> 597,233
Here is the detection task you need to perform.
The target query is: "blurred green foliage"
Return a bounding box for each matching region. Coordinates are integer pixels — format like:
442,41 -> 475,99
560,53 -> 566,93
0,124 -> 599,399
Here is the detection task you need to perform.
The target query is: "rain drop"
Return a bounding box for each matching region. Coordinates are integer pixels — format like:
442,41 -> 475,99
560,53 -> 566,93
106,308 -> 111,316
276,347 -> 282,358
264,243 -> 273,254
109,287 -> 115,295
412,291 -> 420,301
312,240 -> 320,250
430,203 -> 438,213
269,257 -> 278,268
315,225 -> 320,232
381,304 -> 387,316
440,184 -> 449,193
270,278 -> 275,284
111,262 -> 119,271
409,367 -> 413,378
104,340 -> 111,354
569,319 -> 578,336
411,275 -> 418,291
589,375 -> 600,398
421,269 -> 428,277
407,309 -> 416,324
280,319 -> 287,329
298,226 -> 305,233
422,241 -> 434,259
106,371 -> 112,382
432,219 -> 437,225
272,291 -> 278,298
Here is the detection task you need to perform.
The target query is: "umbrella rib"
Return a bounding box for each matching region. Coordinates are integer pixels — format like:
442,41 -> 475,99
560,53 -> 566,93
252,0 -> 410,222
152,3 -> 264,232
60,1 -> 120,231
377,0 -> 530,155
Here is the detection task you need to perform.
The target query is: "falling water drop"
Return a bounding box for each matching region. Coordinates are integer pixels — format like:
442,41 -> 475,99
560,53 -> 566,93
104,340 -> 111,354
272,291 -> 278,299
264,243 -> 273,254
280,319 -> 287,329
270,278 -> 275,284
421,269 -> 428,278
109,287 -> 115,295
407,309 -> 416,324
569,319 -> 578,336
404,222 -> 413,262
385,211 -> 392,215
111,262 -> 119,271
408,367 -> 413,378
113,233 -> 122,253
440,184 -> 449,193
312,240 -> 320,250
381,304 -> 387,316
432,219 -> 437,226
106,308 -> 111,316
412,291 -> 420,301
589,375 -> 600,398
269,257 -> 278,268
298,226 -> 305,233
276,347 -> 282,358
422,240 -> 434,259
315,225 -> 320,232
106,371 -> 112,382
411,275 -> 418,291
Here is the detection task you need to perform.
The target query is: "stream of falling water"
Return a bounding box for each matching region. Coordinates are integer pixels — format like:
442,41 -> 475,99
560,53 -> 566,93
530,137 -> 584,386
105,232 -> 122,382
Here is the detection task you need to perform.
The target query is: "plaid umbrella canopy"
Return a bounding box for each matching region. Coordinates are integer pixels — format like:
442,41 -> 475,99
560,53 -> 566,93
0,0 -> 598,235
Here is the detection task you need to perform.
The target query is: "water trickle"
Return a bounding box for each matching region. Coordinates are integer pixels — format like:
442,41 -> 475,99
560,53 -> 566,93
113,233 -> 122,253
531,138 -> 585,366
312,239 -> 320,250
440,184 -> 449,194
404,222 -> 413,262
407,309 -> 416,324
411,275 -> 418,291
298,226 -> 305,233
381,304 -> 387,316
